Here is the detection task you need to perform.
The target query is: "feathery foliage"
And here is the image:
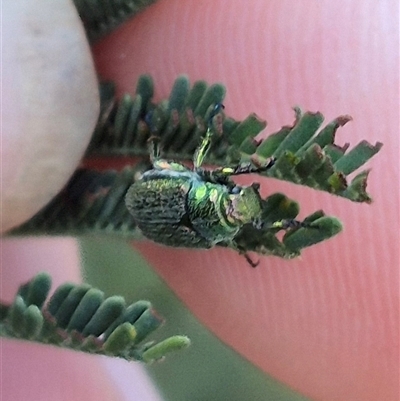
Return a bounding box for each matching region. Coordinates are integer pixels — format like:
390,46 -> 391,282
10,75 -> 382,260
89,75 -> 382,203
73,0 -> 158,41
0,272 -> 190,362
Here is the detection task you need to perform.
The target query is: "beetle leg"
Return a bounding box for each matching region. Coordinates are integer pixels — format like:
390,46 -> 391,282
193,125 -> 213,169
243,253 -> 260,268
194,104 -> 225,170
231,157 -> 276,175
148,136 -> 161,165
207,157 -> 276,181
229,240 -> 260,268
147,136 -> 189,172
269,219 -> 319,230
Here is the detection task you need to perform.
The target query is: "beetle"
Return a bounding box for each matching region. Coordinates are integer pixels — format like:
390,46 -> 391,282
125,104 -> 295,266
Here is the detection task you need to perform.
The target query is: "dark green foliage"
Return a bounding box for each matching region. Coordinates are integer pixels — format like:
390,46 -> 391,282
86,75 -> 228,161
283,216 -> 343,251
0,273 -> 190,362
17,271 -> 52,309
73,0 -> 158,41
88,75 -> 382,202
9,75 -> 382,260
67,288 -> 104,331
228,202 -> 342,259
10,166 -> 341,260
81,296 -> 126,336
123,103 -> 334,265
253,111 -> 382,203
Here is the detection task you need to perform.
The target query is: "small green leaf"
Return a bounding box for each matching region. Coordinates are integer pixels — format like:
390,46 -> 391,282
296,115 -> 352,154
256,126 -> 291,158
1,273 -> 189,362
54,284 -> 92,329
67,288 -> 104,332
9,296 -> 27,335
104,300 -> 151,338
114,94 -> 134,141
22,305 -> 43,339
18,272 -> 51,308
168,75 -> 190,113
82,296 -> 126,336
334,141 -> 383,175
74,0 -> 159,41
194,84 -> 226,117
283,217 -> 343,250
104,322 -> 137,354
323,144 -> 347,164
343,170 -> 373,203
135,74 -> 154,112
185,80 -> 207,110
261,193 -> 299,223
142,336 -> 191,363
47,283 -> 76,316
131,308 -> 164,344
295,144 -> 325,179
229,114 -> 266,146
273,111 -> 324,158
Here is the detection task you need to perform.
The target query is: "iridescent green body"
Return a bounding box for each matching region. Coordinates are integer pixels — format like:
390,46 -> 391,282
125,104 -> 274,265
125,167 -> 263,249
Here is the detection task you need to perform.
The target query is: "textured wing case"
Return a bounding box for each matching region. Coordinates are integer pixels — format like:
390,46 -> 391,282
125,176 -> 211,248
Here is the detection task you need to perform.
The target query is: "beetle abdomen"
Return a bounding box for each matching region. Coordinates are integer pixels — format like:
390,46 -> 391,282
125,176 -> 212,248
126,177 -> 190,223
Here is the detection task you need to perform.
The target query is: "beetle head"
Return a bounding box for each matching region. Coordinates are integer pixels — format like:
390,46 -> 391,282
228,184 -> 263,226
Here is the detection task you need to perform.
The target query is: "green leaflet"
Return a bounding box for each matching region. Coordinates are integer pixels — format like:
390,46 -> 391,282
0,272 -> 190,362
73,0 -> 158,41
9,75 -> 382,259
88,76 -> 382,202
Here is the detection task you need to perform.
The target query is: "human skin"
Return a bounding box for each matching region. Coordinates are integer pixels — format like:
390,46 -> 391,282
1,1 -> 162,400
2,1 -> 399,401
93,1 -> 399,400
2,0 -> 99,233
1,239 -> 163,401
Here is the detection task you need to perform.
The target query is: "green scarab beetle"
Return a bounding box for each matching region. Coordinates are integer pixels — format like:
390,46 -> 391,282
125,104 -> 277,266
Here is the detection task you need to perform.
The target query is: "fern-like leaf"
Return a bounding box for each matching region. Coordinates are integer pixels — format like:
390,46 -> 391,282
88,75 -> 382,202
0,272 -> 190,362
9,75 -> 382,260
73,0 -> 158,41
9,168 -> 341,259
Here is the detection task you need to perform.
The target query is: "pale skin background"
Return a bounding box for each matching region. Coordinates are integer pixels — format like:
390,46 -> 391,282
2,1 -> 162,400
2,1 -> 399,400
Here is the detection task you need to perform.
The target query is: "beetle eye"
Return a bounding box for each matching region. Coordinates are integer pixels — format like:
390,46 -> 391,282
231,186 -> 241,194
